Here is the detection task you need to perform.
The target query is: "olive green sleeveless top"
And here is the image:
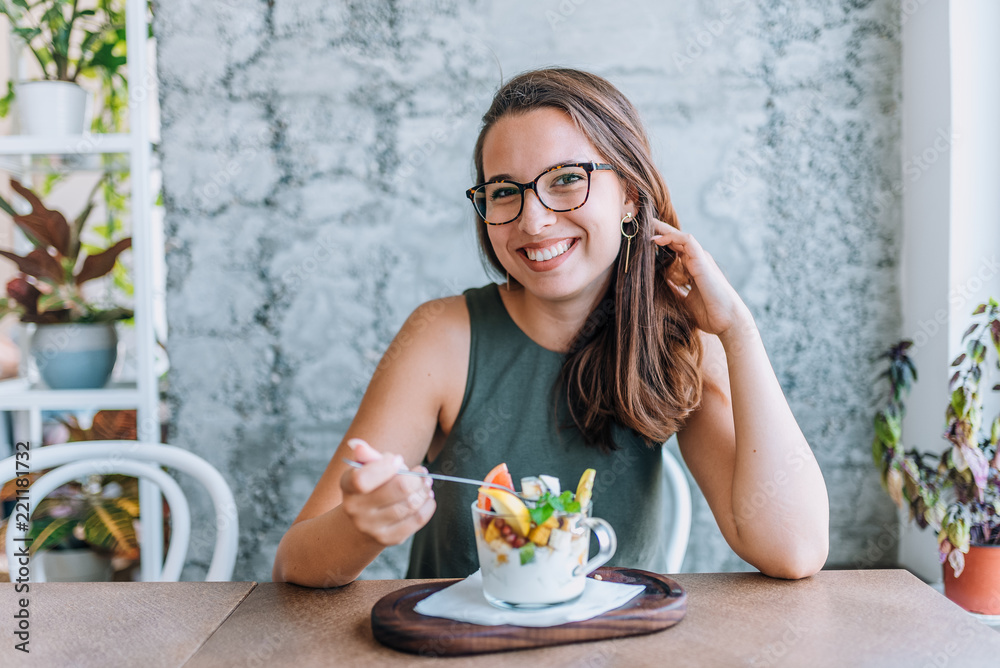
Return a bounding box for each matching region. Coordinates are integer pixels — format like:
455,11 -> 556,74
406,283 -> 667,579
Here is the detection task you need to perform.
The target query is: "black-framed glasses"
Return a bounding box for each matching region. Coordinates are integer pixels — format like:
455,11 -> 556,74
466,162 -> 615,225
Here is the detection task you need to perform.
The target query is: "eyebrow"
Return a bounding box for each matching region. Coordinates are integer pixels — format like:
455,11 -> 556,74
485,159 -> 590,183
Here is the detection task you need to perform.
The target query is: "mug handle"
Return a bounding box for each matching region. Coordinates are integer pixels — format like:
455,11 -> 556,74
573,517 -> 618,577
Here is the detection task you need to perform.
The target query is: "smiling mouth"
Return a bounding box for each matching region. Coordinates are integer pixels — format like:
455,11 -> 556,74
520,239 -> 577,262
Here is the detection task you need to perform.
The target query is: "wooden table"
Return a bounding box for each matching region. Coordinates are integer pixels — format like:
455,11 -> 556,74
0,581 -> 254,667
3,570 -> 1000,666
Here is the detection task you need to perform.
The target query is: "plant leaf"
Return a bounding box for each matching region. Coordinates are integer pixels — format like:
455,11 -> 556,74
962,323 -> 978,340
9,180 -> 70,256
28,516 -> 76,554
4,276 -> 40,313
951,353 -> 966,367
948,545 -> 966,577
83,498 -> 139,558
973,303 -> 987,315
75,238 -> 131,285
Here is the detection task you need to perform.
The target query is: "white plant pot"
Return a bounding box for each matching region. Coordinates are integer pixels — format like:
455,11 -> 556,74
14,80 -> 88,136
38,548 -> 113,582
30,322 -> 119,390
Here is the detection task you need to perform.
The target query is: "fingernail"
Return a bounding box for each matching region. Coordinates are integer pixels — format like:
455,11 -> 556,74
394,455 -> 405,469
650,235 -> 663,241
424,477 -> 433,489
346,439 -> 360,451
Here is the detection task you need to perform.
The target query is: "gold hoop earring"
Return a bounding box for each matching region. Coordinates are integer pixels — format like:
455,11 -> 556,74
620,212 -> 637,274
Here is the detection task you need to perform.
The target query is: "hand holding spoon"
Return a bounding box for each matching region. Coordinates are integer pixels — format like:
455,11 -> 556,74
342,459 -> 527,500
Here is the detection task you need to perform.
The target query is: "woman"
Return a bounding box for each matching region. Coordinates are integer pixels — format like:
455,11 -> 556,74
272,68 -> 829,587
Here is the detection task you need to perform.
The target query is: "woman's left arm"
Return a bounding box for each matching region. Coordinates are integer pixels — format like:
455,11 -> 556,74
651,221 -> 829,579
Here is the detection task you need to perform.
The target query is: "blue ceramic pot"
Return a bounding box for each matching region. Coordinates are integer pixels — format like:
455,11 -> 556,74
30,322 -> 119,390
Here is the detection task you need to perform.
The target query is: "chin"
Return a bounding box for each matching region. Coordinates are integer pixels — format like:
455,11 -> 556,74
518,270 -> 612,304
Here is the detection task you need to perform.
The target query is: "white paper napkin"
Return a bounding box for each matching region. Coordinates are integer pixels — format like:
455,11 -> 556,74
413,570 -> 645,627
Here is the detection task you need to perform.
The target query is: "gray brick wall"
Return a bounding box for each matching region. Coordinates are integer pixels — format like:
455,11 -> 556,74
157,0 -> 901,581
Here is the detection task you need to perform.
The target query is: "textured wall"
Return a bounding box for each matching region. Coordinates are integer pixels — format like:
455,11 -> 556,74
156,0 -> 902,581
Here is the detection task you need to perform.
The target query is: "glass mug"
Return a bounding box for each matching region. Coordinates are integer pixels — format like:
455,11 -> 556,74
470,500 -> 617,609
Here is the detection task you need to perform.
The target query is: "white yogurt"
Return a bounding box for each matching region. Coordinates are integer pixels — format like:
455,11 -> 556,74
474,518 -> 590,606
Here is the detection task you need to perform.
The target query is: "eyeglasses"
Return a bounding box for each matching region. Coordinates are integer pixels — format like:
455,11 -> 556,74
466,162 -> 615,225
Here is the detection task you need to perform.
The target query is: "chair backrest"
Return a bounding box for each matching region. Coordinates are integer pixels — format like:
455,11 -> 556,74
662,445 -> 692,573
1,441 -> 238,582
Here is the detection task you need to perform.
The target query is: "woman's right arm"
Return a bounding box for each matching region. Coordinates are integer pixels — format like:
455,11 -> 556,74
271,297 -> 469,587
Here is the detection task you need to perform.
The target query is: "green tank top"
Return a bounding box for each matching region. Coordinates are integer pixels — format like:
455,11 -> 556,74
406,283 -> 668,579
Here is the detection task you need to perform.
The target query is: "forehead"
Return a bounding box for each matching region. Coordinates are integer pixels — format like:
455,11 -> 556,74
481,107 -> 602,180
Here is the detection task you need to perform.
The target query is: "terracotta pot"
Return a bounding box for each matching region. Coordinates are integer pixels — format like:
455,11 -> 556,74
943,544 -> 1000,615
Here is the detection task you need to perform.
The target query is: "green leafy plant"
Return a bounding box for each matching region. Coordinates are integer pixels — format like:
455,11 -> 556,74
0,0 -> 127,82
0,177 -> 132,324
872,299 -> 1000,577
0,410 -> 147,565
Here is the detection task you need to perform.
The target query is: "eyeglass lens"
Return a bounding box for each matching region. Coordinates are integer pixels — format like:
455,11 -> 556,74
472,165 -> 591,224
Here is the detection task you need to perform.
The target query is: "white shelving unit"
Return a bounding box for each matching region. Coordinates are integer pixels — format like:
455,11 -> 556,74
0,0 -> 163,581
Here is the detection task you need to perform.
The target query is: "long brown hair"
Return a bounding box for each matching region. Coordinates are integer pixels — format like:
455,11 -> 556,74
472,68 -> 704,451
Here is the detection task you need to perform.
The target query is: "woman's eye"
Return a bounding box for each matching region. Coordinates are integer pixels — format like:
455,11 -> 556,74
490,187 -> 519,201
552,173 -> 584,187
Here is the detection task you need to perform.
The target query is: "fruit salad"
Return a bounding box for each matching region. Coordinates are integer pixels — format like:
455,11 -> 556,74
472,466 -> 597,606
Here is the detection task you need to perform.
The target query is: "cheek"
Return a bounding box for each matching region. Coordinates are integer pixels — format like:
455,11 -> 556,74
487,228 -> 511,258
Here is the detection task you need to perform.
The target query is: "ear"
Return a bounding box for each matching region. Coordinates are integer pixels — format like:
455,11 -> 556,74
622,183 -> 640,218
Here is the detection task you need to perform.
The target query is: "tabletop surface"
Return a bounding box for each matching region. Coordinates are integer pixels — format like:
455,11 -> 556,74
185,569 -> 1000,667
0,580 -> 254,668
3,570 -> 999,667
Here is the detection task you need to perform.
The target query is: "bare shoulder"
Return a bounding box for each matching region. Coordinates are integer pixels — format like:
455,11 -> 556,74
373,295 -> 470,428
405,294 -> 470,342
382,294 -> 469,373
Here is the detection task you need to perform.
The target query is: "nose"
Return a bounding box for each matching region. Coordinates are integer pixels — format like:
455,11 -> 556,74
516,187 -> 556,235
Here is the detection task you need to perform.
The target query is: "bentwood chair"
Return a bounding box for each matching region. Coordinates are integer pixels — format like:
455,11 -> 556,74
662,445 -> 692,573
1,441 -> 238,581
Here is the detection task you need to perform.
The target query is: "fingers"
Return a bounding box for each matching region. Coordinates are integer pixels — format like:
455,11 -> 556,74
649,224 -> 702,256
341,448 -> 404,495
366,494 -> 437,546
343,473 -> 437,546
339,442 -> 437,546
346,437 -> 383,463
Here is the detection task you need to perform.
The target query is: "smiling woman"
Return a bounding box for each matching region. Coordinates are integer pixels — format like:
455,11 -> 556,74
272,68 -> 830,588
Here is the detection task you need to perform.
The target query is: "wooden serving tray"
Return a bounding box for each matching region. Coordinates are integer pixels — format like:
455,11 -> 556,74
370,566 -> 686,656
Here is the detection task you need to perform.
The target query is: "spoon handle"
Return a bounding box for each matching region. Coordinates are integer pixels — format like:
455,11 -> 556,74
342,458 -> 524,498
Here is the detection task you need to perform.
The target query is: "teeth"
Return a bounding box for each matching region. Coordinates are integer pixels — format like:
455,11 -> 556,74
525,240 -> 572,262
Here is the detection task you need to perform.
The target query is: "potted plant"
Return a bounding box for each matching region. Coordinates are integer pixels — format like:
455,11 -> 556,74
0,410 -> 149,581
0,0 -> 128,135
872,299 -> 1000,615
0,177 -> 132,389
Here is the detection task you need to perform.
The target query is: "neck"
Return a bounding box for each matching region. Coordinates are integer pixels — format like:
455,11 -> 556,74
500,275 -> 613,353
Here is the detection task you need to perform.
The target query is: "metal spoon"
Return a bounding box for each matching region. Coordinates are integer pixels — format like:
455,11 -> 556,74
342,458 -> 527,499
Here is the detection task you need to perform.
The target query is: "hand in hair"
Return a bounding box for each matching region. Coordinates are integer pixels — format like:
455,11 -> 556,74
649,219 -> 752,337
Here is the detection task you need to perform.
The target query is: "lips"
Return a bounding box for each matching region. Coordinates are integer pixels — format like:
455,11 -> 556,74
523,240 -> 573,262
516,238 -> 578,272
